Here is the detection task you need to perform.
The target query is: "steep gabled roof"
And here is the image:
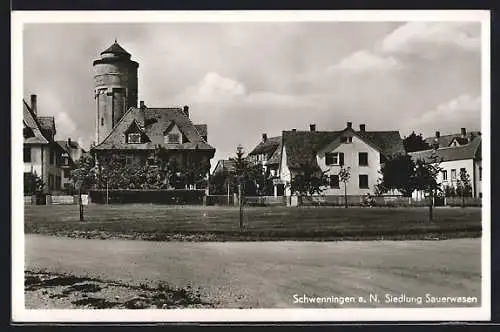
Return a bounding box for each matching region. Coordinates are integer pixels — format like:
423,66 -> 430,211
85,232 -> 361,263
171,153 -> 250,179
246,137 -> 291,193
282,128 -> 404,170
195,124 -> 207,139
248,136 -> 281,156
23,101 -> 49,144
266,139 -> 282,165
212,159 -> 236,174
282,131 -> 342,170
424,131 -> 480,148
93,107 -> 215,153
410,136 -> 482,163
357,131 -> 405,156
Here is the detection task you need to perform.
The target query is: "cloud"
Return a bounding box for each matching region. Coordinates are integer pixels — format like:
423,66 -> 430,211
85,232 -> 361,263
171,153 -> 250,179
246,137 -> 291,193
404,94 -> 481,136
381,22 -> 480,58
328,50 -> 402,72
175,72 -> 246,104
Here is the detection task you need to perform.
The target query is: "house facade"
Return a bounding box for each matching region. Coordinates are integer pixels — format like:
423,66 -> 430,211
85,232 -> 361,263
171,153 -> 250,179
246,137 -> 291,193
410,133 -> 482,199
91,41 -> 215,188
247,133 -> 281,177
23,95 -> 67,194
278,122 -> 404,197
56,138 -> 86,191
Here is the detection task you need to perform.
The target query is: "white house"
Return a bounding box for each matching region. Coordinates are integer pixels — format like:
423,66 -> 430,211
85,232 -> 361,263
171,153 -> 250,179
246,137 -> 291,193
410,133 -> 482,199
278,122 -> 405,197
23,95 -> 67,194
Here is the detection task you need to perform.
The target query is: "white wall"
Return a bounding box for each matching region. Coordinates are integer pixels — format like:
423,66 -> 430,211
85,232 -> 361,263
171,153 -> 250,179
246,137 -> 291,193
412,158 -> 481,199
317,135 -> 381,196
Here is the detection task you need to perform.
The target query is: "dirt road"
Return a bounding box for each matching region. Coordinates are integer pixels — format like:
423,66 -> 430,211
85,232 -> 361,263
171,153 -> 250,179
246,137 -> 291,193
25,235 -> 481,308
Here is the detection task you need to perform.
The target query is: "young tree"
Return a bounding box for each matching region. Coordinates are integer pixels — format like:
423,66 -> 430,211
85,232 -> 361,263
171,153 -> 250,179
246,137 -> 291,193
403,131 -> 431,153
24,172 -> 44,196
339,166 -> 351,208
70,153 -> 97,221
290,161 -> 328,197
377,154 -> 417,197
414,150 -> 442,221
456,169 -> 472,208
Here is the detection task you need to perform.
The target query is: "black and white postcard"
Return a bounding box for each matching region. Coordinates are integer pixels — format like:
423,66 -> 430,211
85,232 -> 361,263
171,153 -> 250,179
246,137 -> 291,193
12,10 -> 491,322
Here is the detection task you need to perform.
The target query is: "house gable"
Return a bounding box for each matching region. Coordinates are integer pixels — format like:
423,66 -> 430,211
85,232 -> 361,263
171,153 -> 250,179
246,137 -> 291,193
93,107 -> 215,153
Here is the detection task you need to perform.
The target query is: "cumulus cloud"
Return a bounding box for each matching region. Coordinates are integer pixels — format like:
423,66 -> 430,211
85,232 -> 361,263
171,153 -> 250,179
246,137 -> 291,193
381,22 -> 480,58
329,50 -> 402,72
404,94 -> 481,136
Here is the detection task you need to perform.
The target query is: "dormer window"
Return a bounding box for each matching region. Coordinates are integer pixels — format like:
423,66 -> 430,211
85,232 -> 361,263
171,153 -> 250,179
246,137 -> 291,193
166,133 -> 180,144
340,136 -> 353,143
127,133 -> 141,144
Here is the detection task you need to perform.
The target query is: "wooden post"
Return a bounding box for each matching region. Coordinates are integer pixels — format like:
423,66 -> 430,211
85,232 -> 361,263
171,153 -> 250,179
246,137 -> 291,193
106,179 -> 109,205
227,183 -> 230,205
79,187 -> 84,221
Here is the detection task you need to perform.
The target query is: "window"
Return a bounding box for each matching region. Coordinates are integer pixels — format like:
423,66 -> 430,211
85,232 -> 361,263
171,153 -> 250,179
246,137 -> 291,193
329,175 -> 340,188
63,169 -> 70,178
49,175 -> 54,190
451,169 -> 457,181
101,117 -> 104,126
359,174 -> 369,189
127,133 -> 141,144
167,133 -> 180,144
23,147 -> 31,162
359,152 -> 368,166
479,167 -> 482,181
326,152 -> 344,166
340,136 -> 353,143
49,150 -> 54,164
63,156 -> 69,166
442,170 -> 448,181
56,176 -> 61,190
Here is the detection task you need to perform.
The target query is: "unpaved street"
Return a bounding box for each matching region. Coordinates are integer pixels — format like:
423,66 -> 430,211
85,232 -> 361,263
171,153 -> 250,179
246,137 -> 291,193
25,235 -> 481,308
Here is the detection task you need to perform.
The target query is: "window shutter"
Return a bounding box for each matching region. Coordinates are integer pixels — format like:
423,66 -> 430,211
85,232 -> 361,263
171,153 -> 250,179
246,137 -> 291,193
339,152 -> 344,166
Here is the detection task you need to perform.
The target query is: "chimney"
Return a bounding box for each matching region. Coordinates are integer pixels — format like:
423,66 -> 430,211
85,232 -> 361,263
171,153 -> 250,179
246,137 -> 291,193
30,94 -> 37,115
139,100 -> 146,109
67,138 -> 71,147
183,105 -> 189,118
291,128 -> 296,132
359,124 -> 366,132
461,127 -> 466,138
346,121 -> 352,129
310,124 -> 316,132
262,133 -> 268,142
435,131 -> 440,138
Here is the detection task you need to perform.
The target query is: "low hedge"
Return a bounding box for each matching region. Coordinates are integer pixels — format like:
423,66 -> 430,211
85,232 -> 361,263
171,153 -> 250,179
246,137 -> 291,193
89,189 -> 206,205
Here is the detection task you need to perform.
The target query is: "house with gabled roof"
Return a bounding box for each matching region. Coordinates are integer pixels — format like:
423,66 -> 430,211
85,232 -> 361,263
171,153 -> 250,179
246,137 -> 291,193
23,94 -> 67,194
424,127 -> 480,149
56,138 -> 86,191
90,41 -> 216,189
410,134 -> 482,199
278,122 -> 405,197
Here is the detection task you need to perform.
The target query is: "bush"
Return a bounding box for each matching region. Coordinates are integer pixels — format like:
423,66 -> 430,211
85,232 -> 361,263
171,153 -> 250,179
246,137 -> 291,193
89,189 -> 206,205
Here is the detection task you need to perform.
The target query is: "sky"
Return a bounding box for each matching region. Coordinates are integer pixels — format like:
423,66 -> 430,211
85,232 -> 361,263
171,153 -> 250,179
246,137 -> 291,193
23,21 -> 482,169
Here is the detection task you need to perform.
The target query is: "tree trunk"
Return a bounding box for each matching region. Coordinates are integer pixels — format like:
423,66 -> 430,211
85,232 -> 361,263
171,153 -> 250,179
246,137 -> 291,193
462,193 -> 465,208
344,183 -> 348,208
238,183 -> 243,230
79,187 -> 84,222
428,190 -> 433,222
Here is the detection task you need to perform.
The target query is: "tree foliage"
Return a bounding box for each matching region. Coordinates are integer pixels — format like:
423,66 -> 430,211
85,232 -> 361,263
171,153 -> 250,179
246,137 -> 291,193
377,154 -> 417,197
290,160 -> 329,196
24,172 -> 44,195
70,153 -> 97,192
403,131 -> 431,153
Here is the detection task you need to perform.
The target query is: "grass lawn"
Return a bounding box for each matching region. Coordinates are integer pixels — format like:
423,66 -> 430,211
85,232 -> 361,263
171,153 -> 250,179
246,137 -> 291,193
24,204 -> 482,241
